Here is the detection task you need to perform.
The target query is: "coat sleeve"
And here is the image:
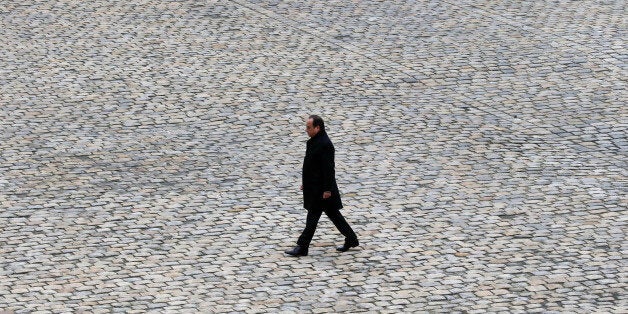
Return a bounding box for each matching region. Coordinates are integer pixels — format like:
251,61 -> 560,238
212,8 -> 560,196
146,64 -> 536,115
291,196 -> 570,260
320,143 -> 336,192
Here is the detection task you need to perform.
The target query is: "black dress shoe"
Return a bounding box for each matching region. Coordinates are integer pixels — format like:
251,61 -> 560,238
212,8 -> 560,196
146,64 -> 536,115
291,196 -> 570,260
336,239 -> 359,252
285,246 -> 308,256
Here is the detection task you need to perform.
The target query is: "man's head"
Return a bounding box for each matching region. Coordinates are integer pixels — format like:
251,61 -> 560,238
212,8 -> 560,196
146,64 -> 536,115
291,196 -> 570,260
306,115 -> 325,138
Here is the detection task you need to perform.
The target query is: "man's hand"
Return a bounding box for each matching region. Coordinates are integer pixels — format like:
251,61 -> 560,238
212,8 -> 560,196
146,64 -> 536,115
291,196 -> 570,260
323,191 -> 332,199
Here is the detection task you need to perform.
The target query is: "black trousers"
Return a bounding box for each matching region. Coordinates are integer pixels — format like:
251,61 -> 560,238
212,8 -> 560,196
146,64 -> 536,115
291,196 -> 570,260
297,207 -> 357,248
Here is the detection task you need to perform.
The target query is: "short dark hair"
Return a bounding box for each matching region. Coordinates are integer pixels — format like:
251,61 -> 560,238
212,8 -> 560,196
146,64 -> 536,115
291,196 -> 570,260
309,115 -> 325,131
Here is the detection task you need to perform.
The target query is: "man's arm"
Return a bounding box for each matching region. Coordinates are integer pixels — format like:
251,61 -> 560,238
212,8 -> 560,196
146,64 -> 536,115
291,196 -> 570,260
321,143 -> 336,198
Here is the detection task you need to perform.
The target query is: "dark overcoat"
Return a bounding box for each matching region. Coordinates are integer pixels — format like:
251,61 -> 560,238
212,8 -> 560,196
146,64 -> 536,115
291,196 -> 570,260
302,131 -> 343,211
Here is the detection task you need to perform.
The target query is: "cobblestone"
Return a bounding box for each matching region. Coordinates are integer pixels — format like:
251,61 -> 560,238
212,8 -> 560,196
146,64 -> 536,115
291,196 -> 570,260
1,0 -> 626,312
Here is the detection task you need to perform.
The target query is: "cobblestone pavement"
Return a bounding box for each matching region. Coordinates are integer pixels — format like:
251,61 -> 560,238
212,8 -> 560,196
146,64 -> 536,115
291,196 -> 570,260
1,0 -> 626,312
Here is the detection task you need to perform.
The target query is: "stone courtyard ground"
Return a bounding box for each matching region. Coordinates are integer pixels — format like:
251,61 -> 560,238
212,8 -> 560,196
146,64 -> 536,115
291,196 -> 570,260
1,0 -> 626,312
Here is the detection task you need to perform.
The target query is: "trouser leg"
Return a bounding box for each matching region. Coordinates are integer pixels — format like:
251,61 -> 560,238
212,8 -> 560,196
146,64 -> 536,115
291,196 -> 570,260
297,209 -> 323,247
324,208 -> 358,242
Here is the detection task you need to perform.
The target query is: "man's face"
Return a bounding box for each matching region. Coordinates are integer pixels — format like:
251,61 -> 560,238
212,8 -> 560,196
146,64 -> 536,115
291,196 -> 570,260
305,118 -> 320,138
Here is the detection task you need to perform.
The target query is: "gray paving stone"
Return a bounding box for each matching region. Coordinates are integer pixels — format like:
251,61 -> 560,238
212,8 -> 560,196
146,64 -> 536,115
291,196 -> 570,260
1,0 -> 626,313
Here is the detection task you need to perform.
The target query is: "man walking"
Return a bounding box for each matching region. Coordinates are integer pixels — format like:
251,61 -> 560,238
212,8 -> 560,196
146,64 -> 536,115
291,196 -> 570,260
285,115 -> 359,257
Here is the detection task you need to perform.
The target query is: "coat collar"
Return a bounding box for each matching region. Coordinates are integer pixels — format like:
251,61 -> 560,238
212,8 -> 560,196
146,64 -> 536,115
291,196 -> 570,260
308,130 -> 327,143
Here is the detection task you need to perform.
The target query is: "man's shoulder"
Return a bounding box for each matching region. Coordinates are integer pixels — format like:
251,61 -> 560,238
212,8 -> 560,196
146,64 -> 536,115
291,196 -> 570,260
321,137 -> 335,153
319,134 -> 333,147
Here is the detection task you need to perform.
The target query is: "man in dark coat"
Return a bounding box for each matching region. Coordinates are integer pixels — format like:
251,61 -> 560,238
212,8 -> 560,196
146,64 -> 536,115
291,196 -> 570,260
285,115 -> 359,257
